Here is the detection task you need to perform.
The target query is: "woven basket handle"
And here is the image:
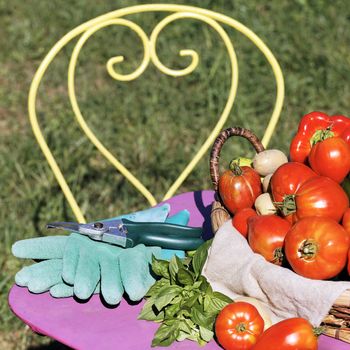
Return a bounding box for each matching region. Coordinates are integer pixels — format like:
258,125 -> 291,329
210,127 -> 265,191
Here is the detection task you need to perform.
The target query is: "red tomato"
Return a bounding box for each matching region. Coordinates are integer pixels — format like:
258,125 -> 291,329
342,208 -> 350,236
215,302 -> 264,350
219,164 -> 262,214
289,176 -> 349,223
252,318 -> 318,350
341,209 -> 350,275
309,137 -> 350,183
232,208 -> 258,238
247,215 -> 291,265
271,162 -> 317,203
285,216 -> 349,279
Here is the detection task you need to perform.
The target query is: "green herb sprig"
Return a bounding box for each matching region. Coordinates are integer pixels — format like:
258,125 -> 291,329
138,240 -> 232,347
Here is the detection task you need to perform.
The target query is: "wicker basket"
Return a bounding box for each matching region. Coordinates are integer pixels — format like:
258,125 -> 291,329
209,126 -> 350,343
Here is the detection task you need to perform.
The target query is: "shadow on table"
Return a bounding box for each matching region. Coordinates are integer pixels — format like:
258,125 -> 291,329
28,341 -> 71,350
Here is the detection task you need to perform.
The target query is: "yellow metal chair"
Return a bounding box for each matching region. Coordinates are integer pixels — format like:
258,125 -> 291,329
9,4 -> 288,349
27,4 -> 284,223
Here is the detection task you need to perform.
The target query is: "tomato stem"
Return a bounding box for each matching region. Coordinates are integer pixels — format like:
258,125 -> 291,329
313,326 -> 325,337
229,160 -> 243,176
299,240 -> 318,259
274,195 -> 296,216
235,322 -> 246,333
310,126 -> 334,146
273,247 -> 284,265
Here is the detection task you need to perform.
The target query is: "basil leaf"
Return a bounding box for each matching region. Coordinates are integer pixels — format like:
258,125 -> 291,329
181,293 -> 199,309
192,239 -> 212,278
176,331 -> 190,342
192,280 -> 202,289
183,318 -> 202,342
138,297 -> 164,321
152,256 -> 170,279
172,319 -> 194,342
204,292 -> 232,314
212,291 -> 233,304
199,326 -> 214,342
178,319 -> 192,333
199,276 -> 209,292
169,255 -> 183,281
191,305 -> 216,329
145,278 -> 170,297
164,302 -> 181,318
154,285 -> 182,311
151,321 -> 180,347
178,268 -> 194,285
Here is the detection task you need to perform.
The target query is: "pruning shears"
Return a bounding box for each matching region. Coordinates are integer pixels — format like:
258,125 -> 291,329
47,219 -> 204,250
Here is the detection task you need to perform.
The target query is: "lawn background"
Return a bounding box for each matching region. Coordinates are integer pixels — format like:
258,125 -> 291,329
1,0 -> 350,348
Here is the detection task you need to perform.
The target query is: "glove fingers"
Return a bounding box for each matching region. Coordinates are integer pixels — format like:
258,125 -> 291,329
24,260 -> 63,293
73,251 -> 99,300
160,249 -> 185,260
101,203 -> 171,224
162,209 -> 188,260
12,236 -> 67,259
50,283 -> 74,298
100,254 -> 123,305
119,246 -> 155,301
15,259 -> 62,287
165,210 -> 190,225
62,237 -> 80,284
50,282 -> 100,298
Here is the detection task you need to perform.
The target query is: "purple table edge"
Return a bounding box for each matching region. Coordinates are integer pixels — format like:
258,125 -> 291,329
8,190 -> 348,349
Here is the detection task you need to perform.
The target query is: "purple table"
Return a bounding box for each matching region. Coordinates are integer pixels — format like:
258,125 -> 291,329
8,191 -> 349,349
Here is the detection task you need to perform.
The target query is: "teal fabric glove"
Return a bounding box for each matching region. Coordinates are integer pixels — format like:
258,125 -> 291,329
59,233 -> 160,304
13,206 -> 189,304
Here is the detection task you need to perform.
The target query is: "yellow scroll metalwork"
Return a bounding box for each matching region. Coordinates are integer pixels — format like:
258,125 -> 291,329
28,4 -> 285,223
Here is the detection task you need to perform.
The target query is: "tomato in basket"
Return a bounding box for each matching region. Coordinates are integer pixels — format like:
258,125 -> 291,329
271,162 -> 317,203
309,136 -> 350,183
232,208 -> 258,238
218,162 -> 262,214
274,174 -> 348,223
289,111 -> 350,164
284,216 -> 349,279
247,215 -> 291,266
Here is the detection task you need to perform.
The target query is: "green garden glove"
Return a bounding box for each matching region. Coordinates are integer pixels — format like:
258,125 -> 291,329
13,206 -> 190,304
13,204 -> 171,292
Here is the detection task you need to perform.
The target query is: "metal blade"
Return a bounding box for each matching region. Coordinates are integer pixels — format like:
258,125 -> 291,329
46,222 -> 81,233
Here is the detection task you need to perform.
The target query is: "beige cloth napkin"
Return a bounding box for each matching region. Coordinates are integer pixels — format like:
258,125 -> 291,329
202,220 -> 350,326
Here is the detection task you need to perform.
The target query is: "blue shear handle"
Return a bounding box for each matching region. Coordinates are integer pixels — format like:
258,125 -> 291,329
122,220 -> 204,250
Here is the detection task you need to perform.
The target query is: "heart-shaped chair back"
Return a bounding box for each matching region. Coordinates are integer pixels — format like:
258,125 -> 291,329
28,4 -> 284,223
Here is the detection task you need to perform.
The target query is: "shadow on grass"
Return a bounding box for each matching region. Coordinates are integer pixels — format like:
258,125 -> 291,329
28,341 -> 71,350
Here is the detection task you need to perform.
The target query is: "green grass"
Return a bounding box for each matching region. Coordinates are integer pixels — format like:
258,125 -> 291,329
1,0 -> 350,348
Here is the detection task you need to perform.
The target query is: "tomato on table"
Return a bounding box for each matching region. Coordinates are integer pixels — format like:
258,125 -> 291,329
215,301 -> 264,350
219,162 -> 262,214
284,216 -> 349,279
309,136 -> 350,183
232,208 -> 258,238
247,215 -> 291,265
252,318 -> 319,350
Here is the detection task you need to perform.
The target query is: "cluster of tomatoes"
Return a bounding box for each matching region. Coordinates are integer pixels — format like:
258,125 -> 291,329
215,302 -> 319,350
218,111 -> 350,280
214,111 -> 350,350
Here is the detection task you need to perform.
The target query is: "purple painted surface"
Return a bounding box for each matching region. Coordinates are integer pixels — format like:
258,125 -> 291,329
8,190 -> 350,349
